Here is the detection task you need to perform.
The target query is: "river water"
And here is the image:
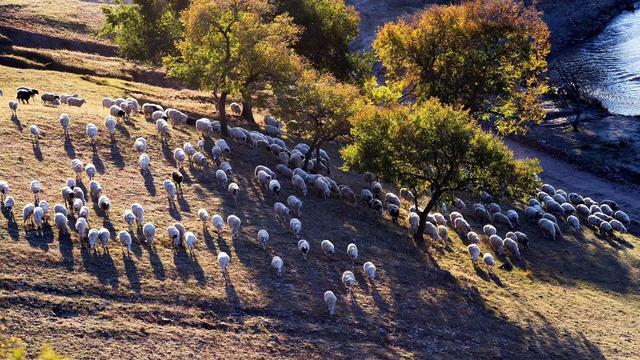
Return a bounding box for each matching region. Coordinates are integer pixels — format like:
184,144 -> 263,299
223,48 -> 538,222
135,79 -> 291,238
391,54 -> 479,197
561,2 -> 640,116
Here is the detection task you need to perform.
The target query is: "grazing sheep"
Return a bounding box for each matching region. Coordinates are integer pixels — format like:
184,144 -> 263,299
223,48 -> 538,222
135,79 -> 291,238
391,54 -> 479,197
275,164 -> 293,178
268,179 -> 281,198
513,231 -> 529,250
271,256 -> 284,276
483,253 -> 495,274
29,125 -> 42,143
600,221 -> 613,238
287,195 -> 303,217
229,102 -> 242,115
567,215 -> 580,233
504,238 -> 520,259
75,218 -> 88,241
104,116 -> 117,140
86,228 -> 99,251
212,214 -> 224,235
59,113 -> 70,136
195,118 -> 213,137
171,171 -> 183,191
614,210 -> 630,226
467,231 -> 480,244
525,206 -> 543,222
483,225 -> 497,237
473,205 -> 491,223
576,204 -> 590,218
255,229 -> 270,250
227,215 -> 241,238
342,271 -> 356,295
594,212 -> 612,222
0,181 -> 9,201
152,110 -> 167,121
273,202 -> 290,223
220,162 -> 232,175
163,179 -> 177,202
66,97 -> 86,107
321,240 -> 335,256
54,213 -> 69,235
506,210 -> 519,228
468,244 -> 481,264
119,231 -> 132,254
292,175 -> 307,197
78,206 -> 89,220
33,207 -> 44,232
102,97 -> 115,108
215,139 -> 231,155
197,208 -> 209,226
489,235 -> 504,255
601,200 -> 619,211
339,186 -> 357,206
123,209 -> 135,230
384,193 -> 401,208
588,214 -> 604,228
110,105 -> 126,120
98,195 -> 111,216
138,153 -> 151,174
134,137 -> 147,153
84,163 -> 96,180
324,291 -> 337,316
22,203 -> 35,226
369,199 -> 384,214
167,225 -> 181,247
315,178 -> 331,199
609,219 -> 627,233
165,108 -> 190,127
3,196 -> 15,218
347,243 -> 358,264
423,222 -> 440,242
541,184 -> 555,195
185,231 -> 197,254
388,204 -> 400,224
85,123 -> 98,145
156,119 -> 170,141
538,218 -> 558,240
437,225 -> 449,243
8,100 -> 18,115
72,198 -> 84,216
492,212 -> 513,229
143,223 -> 156,244
192,152 -> 208,169
218,252 -> 231,278
289,218 -> 302,238
583,197 -> 597,207
53,203 -> 67,217
363,262 -> 377,283
88,180 -> 102,200
142,103 -> 163,119
454,217 -> 471,235
216,169 -> 228,188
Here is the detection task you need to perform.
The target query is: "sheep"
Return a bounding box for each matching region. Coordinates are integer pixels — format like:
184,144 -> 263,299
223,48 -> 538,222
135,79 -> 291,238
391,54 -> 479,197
614,210 -> 630,226
66,97 -> 86,107
102,97 -> 115,108
123,209 -> 135,230
600,221 -> 613,238
594,212 -> 613,222
29,125 -> 42,143
387,204 -> 400,224
138,153 -> 151,174
52,213 -> 68,235
227,215 -> 241,238
163,179 -> 177,202
285,195 -> 303,218
53,203 -> 67,217
82,164 -> 96,181
369,182 -> 382,198
489,235 -> 504,255
590,204 -> 602,215
486,203 -> 501,214
313,178 -> 331,200
192,152 -> 208,169
504,238 -> 520,259
576,204 -> 590,218
454,217 -> 471,235
450,212 -> 463,224
338,185 -> 357,206
32,207 -> 44,232
467,231 -> 480,244
167,225 -> 181,248
273,202 -> 290,223
75,218 -> 88,241
89,180 -> 102,200
583,197 -> 597,207
513,231 -> 530,250
73,188 -> 86,205
131,204 -> 145,228
541,184 -> 555,195
72,198 -> 84,216
601,200 -> 619,211
156,119 -> 170,141
197,208 -> 209,227
483,224 -> 497,237
119,231 -> 132,255
292,175 -> 307,197
8,100 -> 18,115
341,271 -> 356,295
216,169 -> 228,188
437,225 -> 449,243
56,113 -> 71,137
346,243 -> 358,264
256,171 -> 271,190
567,215 -> 580,233
195,118 -> 213,137
609,219 -> 627,233
271,256 -> 284,276
142,103 -> 163,119
274,164 -> 293,179
289,218 -> 302,238
251,229 -> 269,250
324,290 -> 337,316
3,196 -> 15,218
22,203 -> 35,227
131,138 -> 146,155
98,195 -> 111,216
28,180 -> 42,203
102,115 -> 117,140
211,214 -> 224,236
215,139 -> 231,155
363,172 -> 376,184
172,171 -> 183,191
268,179 -> 281,198
152,110 -> 167,121
165,108 -> 190,127
185,231 -> 197,254
473,205 -> 491,223
482,253 -> 495,274
538,218 -> 558,240
218,252 -> 231,278
78,206 -> 89,220
265,124 -> 281,137
0,181 -> 9,201
321,240 -> 335,256
467,244 -> 481,265
220,162 -> 232,175
141,223 -> 156,245
506,210 -> 519,228
16,89 -> 33,104
110,105 -> 126,120
384,193 -> 401,208
423,222 -> 440,242
588,214 -> 604,228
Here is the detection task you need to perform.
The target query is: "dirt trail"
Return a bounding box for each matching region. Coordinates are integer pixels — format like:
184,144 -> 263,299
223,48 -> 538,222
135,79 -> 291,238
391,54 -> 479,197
506,139 -> 640,223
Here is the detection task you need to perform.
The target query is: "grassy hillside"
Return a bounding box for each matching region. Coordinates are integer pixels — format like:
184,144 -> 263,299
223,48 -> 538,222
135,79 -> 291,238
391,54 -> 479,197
0,65 -> 639,359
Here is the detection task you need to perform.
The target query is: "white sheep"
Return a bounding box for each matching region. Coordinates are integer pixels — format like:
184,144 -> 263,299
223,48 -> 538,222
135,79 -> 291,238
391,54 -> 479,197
75,217 -> 88,241
218,251 -> 231,278
33,207 -> 44,232
143,223 -> 156,244
363,262 -> 376,282
315,178 -> 331,199
274,202 -> 290,223
489,235 -> 504,255
97,228 -> 110,251
212,214 -> 224,235
321,240 -> 335,256
538,218 -> 558,240
22,203 -> 35,226
123,209 -> 135,230
163,179 -> 177,202
66,97 -> 86,107
89,180 -> 102,200
292,175 -> 307,197
83,163 -> 96,180
58,113 -> 70,136
29,125 -> 42,143
253,229 -> 269,250
216,169 -> 228,188
289,218 -> 302,238
185,231 -> 197,254
138,153 -> 151,174
341,271 -> 356,295
87,228 -> 99,251
195,118 -> 213,137
110,105 -> 125,120
9,100 -> 18,115
54,213 -> 68,235
600,221 -> 613,238
167,225 -> 181,248
119,231 -> 132,254
324,290 -> 337,316
104,116 -> 117,140
165,108 -> 189,127
567,215 -> 580,233
482,253 -> 495,274
437,225 -> 449,243
134,137 -> 147,153
130,203 -> 144,227
86,123 -> 98,145
230,102 -> 241,115
454,218 -> 471,234
614,210 -> 630,226
609,219 -> 627,233
467,244 -> 481,265
30,180 -> 42,203
268,179 -> 281,198
347,243 -> 358,264
467,231 -> 480,244
98,195 -> 111,216
156,119 -> 170,141
227,215 -> 241,238
271,256 -> 284,276
215,139 -> 231,155
142,103 -> 163,119
504,238 -> 520,259
102,97 -> 115,108
483,224 -> 497,237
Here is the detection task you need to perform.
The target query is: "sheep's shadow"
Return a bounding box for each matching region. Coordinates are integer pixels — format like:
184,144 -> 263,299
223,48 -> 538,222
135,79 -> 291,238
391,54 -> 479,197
92,152 -> 105,175
32,143 -> 44,161
146,245 -> 166,281
203,227 -> 218,254
11,114 -> 22,132
168,200 -> 181,220
109,143 -> 126,169
24,225 -> 53,251
116,123 -> 131,139
123,253 -> 141,293
173,247 -> 207,286
58,231 -> 75,271
64,137 -> 76,158
224,277 -> 241,309
80,246 -> 120,289
611,234 -> 634,249
142,171 -> 156,196
177,195 -> 191,213
162,142 -> 177,167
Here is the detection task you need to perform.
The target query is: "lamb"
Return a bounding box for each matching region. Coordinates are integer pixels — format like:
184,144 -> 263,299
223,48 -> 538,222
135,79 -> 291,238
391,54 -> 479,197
227,215 -> 241,238
29,125 -> 42,143
289,218 -> 302,238
84,163 -> 96,180
163,179 -> 177,202
30,180 -> 42,203
324,290 -> 337,316
482,253 -> 495,274
118,231 -> 132,255
467,231 -> 480,244
138,153 -> 151,174
321,240 -> 335,256
211,214 -> 224,235
140,223 -> 155,245
567,215 -> 580,233
123,209 -> 135,230
8,100 -> 18,115
467,244 -> 481,265
609,219 -> 627,233
342,271 -> 356,295
216,169 -> 229,188
347,243 -> 358,264
271,256 -> 284,276
66,97 -> 86,107
98,195 -> 111,216
134,137 -> 147,153
489,235 -> 504,255
538,218 -> 558,240
185,231 -> 197,254
274,202 -> 290,223
614,210 -> 630,226
59,113 -> 70,136
54,213 -> 69,235
269,179 -> 281,197
75,218 -> 88,241
483,224 -> 497,237
218,252 -> 231,278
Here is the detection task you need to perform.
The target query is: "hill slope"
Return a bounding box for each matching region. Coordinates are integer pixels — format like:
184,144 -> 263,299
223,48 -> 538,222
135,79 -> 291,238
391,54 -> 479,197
0,65 -> 639,359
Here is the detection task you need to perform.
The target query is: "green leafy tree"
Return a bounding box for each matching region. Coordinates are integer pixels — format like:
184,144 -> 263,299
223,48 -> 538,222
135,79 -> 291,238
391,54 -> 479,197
0,335 -> 68,360
273,68 -> 363,169
100,0 -> 182,63
166,0 -> 301,132
277,0 -> 365,82
341,99 -> 541,245
373,0 -> 550,134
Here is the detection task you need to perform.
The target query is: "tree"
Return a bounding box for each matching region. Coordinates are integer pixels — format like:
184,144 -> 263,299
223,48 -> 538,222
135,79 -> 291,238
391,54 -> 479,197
273,68 -> 363,170
277,0 -> 365,82
166,0 -> 301,132
341,99 -> 541,245
373,0 -> 551,134
555,63 -> 589,132
100,0 -> 182,63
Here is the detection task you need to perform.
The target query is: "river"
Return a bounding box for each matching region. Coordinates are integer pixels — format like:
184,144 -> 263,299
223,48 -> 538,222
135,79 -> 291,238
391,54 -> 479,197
561,2 -> 640,116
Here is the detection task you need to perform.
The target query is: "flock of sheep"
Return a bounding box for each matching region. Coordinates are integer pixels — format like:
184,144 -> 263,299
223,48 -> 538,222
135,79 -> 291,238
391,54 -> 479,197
1,85 -> 634,316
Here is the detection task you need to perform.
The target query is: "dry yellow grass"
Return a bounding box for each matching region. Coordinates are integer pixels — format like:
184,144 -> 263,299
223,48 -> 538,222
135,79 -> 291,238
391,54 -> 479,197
0,65 -> 639,359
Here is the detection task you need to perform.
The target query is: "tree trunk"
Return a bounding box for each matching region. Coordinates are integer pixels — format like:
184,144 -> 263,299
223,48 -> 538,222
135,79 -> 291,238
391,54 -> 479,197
572,110 -> 581,132
217,92 -> 229,136
413,190 -> 442,247
303,142 -> 316,170
241,92 -> 255,124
